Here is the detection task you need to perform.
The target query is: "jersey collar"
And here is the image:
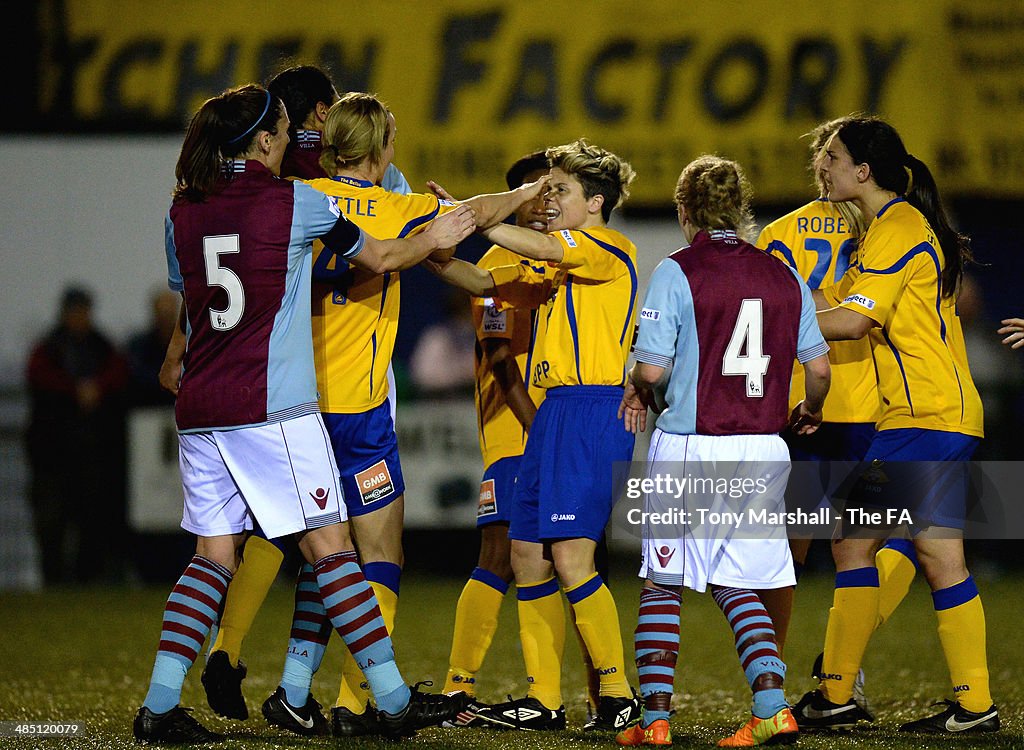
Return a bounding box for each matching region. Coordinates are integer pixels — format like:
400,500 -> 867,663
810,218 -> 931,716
294,129 -> 322,145
333,174 -> 375,188
876,195 -> 906,218
706,229 -> 739,244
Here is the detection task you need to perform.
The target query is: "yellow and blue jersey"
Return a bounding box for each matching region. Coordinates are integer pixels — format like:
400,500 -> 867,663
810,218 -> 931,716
306,175 -> 455,413
505,226 -> 637,390
473,246 -> 554,469
758,199 -> 880,424
822,198 -> 983,437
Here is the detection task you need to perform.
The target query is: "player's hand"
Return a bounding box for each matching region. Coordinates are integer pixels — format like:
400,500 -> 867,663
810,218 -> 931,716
618,381 -> 648,434
997,317 -> 1024,349
424,204 -> 476,249
516,174 -> 551,206
788,400 -> 822,436
426,180 -> 457,202
159,354 -> 183,396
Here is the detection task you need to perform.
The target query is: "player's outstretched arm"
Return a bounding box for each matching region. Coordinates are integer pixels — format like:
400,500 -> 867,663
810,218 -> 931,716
816,305 -> 875,341
480,223 -> 564,263
997,317 -> 1024,349
424,257 -> 497,296
426,176 -> 550,230
351,204 -> 476,274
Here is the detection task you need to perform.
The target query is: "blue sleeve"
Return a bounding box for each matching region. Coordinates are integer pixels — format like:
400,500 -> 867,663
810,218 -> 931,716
634,259 -> 689,367
293,180 -> 365,260
164,210 -> 183,292
789,265 -> 829,363
382,163 -> 412,195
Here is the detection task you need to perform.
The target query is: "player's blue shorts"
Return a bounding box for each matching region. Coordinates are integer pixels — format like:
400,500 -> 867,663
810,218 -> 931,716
509,386 -> 635,543
476,455 -> 520,528
322,400 -> 405,517
785,422 -> 875,517
843,427 -> 979,531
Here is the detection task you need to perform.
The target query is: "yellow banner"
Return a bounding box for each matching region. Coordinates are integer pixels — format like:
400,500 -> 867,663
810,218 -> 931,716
44,0 -> 1024,203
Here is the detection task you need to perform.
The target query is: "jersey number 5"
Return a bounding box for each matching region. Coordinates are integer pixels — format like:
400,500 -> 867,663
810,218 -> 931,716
203,235 -> 245,331
722,298 -> 770,398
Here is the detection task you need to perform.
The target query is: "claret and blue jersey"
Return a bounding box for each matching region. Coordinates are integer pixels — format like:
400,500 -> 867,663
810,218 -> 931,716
634,229 -> 827,437
164,159 -> 363,432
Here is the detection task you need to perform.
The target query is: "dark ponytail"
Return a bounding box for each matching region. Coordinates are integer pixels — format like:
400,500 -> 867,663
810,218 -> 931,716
173,84 -> 283,202
904,154 -> 971,298
837,117 -> 970,298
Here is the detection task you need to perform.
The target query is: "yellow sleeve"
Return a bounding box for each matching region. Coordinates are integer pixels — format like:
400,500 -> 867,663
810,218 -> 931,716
830,227 -> 914,325
553,229 -> 623,281
489,264 -> 554,311
389,192 -> 454,237
755,224 -> 773,251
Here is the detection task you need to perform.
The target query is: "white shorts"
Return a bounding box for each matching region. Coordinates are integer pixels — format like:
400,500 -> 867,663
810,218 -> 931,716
178,413 -> 346,538
639,429 -> 795,593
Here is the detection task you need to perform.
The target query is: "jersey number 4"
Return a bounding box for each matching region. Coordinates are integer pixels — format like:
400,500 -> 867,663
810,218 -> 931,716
722,298 -> 770,398
203,235 -> 244,331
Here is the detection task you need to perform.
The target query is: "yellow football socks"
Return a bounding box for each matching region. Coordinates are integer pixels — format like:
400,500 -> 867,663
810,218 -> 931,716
821,567 -> 879,705
210,535 -> 283,666
934,577 -> 992,712
566,574 -> 631,699
443,568 -> 509,694
875,540 -> 917,628
517,577 -> 566,710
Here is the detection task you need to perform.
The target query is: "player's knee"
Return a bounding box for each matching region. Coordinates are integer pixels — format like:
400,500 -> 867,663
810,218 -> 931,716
915,547 -> 968,590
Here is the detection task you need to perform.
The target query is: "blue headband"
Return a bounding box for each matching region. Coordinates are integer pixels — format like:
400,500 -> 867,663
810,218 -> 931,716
227,90 -> 273,145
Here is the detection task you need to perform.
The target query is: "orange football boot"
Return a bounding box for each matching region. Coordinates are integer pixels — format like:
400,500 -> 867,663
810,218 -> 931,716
616,718 -> 672,746
717,707 -> 798,747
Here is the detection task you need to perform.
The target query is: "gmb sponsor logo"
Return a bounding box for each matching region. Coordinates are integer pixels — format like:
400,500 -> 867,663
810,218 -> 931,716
559,229 -> 577,247
640,308 -> 660,321
550,513 -> 576,522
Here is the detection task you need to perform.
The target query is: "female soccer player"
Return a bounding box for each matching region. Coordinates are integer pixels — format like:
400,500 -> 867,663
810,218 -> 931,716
616,155 -> 830,748
134,83 -> 476,744
266,91 -> 547,737
792,116 -> 998,734
433,140 -> 644,732
757,119 -> 919,714
198,65 -> 417,728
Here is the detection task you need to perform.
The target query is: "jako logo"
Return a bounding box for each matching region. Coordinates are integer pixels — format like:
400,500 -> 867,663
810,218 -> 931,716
598,666 -> 618,675
550,513 -> 576,522
821,673 -> 843,681
309,487 -> 330,510
953,684 -> 970,693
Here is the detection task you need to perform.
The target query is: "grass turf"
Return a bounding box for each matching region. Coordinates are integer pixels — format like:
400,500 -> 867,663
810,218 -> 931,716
0,570 -> 1020,748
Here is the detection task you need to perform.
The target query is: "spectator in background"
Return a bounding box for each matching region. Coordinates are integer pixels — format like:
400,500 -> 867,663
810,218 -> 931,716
409,288 -> 477,398
25,285 -> 129,584
126,288 -> 180,406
